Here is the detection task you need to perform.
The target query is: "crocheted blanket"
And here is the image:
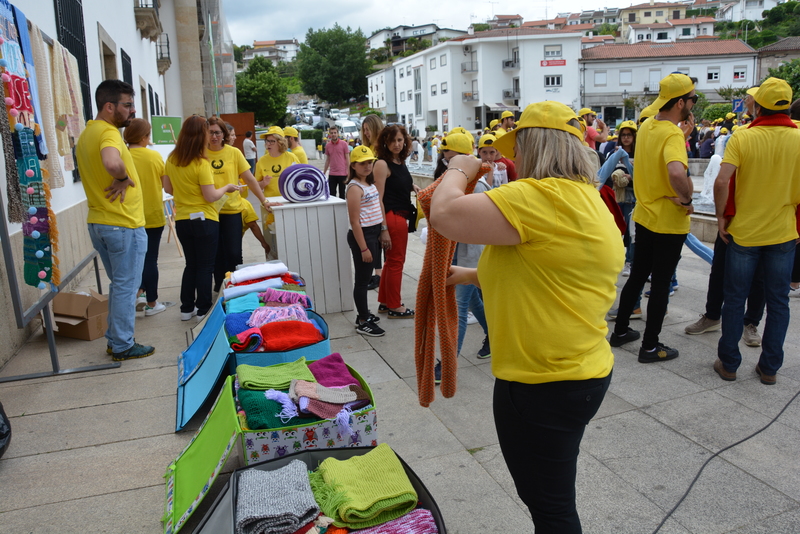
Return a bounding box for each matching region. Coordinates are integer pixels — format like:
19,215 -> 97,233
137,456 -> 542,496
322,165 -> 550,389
309,443 -> 418,529
259,320 -> 323,352
237,358 -> 316,390
237,387 -> 322,430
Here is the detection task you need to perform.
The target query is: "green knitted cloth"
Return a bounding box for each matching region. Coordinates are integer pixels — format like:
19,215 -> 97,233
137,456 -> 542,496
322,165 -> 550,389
237,388 -> 324,430
236,358 -> 316,390
308,443 -> 418,529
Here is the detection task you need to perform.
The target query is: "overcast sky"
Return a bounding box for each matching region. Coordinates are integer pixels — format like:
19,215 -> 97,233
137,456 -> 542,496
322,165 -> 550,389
221,0 -> 603,47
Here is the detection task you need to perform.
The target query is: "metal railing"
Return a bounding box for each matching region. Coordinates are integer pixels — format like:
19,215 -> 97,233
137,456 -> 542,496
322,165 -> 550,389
502,59 -> 519,70
461,61 -> 479,73
462,91 -> 479,102
157,33 -> 170,60
644,82 -> 660,93
502,89 -> 519,99
135,0 -> 159,18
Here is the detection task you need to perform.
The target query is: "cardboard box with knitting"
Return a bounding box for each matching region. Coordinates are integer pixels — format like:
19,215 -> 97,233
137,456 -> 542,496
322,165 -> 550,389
163,354 -> 378,534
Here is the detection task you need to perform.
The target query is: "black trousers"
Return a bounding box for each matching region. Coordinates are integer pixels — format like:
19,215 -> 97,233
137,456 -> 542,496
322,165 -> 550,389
214,212 -> 243,292
705,234 -> 765,324
494,373 -> 612,534
614,223 -> 686,349
140,225 -> 164,303
329,175 -> 347,199
176,218 -> 218,316
793,243 -> 800,284
347,224 -> 382,320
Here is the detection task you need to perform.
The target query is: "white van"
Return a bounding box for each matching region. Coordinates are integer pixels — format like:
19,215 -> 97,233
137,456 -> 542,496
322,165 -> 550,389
334,119 -> 359,140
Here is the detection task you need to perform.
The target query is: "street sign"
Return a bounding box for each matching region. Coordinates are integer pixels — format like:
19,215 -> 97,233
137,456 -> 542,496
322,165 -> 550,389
732,98 -> 744,113
540,59 -> 566,67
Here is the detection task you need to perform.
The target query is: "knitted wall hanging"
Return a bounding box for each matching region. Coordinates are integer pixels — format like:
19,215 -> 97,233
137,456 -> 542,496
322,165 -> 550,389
414,163 -> 489,407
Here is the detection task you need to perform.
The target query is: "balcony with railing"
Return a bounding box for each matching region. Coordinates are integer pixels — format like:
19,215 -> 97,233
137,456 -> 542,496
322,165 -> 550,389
134,0 -> 162,42
461,61 -> 479,73
643,82 -> 660,93
502,89 -> 520,99
502,59 -> 519,70
462,91 -> 479,102
156,34 -> 171,75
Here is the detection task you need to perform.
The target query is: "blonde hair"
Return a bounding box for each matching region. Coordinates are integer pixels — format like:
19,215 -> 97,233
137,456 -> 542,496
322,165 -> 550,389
361,114 -> 383,151
266,134 -> 288,153
515,128 -> 598,185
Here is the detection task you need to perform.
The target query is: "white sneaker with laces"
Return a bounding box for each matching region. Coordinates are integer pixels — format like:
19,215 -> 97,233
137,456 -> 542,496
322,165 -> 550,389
135,295 -> 147,312
466,312 -> 478,325
621,263 -> 631,277
181,307 -> 198,321
145,301 -> 174,316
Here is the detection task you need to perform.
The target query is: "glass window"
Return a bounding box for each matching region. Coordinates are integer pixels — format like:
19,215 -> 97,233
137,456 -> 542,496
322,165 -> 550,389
657,32 -> 668,39
544,75 -> 562,87
734,67 -> 747,81
413,67 -> 421,91
544,45 -> 562,57
400,92 -> 405,102
655,10 -> 663,16
707,67 -> 720,82
441,82 -> 447,94
430,58 -> 436,69
415,94 -> 422,116
431,84 -> 437,96
440,54 -> 447,66
682,27 -> 691,35
407,90 -> 412,100
399,68 -> 404,78
594,70 -> 607,86
406,66 -> 411,75
644,11 -> 651,17
620,70 -> 632,85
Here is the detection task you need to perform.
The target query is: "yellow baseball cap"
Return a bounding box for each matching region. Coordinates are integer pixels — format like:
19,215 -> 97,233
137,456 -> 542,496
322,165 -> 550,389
501,110 -> 514,119
439,132 -> 474,155
731,125 -> 739,131
650,73 -> 694,112
577,107 -> 594,117
754,77 -> 792,110
478,134 -> 496,148
742,113 -> 751,119
721,127 -> 730,134
489,119 -> 499,129
260,126 -> 284,139
449,127 -> 469,136
639,103 -> 658,123
725,112 -> 736,120
350,145 -> 377,163
618,120 -> 638,132
494,101 -> 583,161
746,86 -> 759,97
283,126 -> 299,137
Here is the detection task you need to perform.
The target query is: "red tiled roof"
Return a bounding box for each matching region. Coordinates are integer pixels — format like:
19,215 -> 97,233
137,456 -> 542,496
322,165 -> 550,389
622,1 -> 686,10
630,23 -> 673,29
522,17 -> 567,27
582,35 -> 616,42
493,14 -> 522,20
454,27 -> 584,42
581,39 -> 754,59
758,36 -> 800,52
670,17 -> 716,24
568,13 -> 581,19
693,35 -> 720,39
566,23 -> 598,30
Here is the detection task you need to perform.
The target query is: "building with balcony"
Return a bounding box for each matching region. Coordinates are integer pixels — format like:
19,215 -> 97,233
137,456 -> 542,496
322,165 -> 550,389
487,14 -> 524,29
365,24 -> 467,56
619,2 -> 688,40
580,39 -> 756,125
244,39 -> 300,68
716,0 -> 782,22
627,17 -> 716,43
367,68 -> 397,119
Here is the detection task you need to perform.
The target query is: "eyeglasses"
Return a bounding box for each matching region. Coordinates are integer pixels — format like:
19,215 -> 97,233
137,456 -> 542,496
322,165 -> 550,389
684,95 -> 699,104
209,131 -> 224,137
265,139 -> 277,144
112,102 -> 134,109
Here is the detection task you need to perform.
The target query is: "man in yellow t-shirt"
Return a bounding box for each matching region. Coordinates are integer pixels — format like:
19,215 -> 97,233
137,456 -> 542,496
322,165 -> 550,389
611,73 -> 696,363
497,110 -> 515,134
75,80 -> 153,361
712,77 -> 800,385
283,126 -> 309,164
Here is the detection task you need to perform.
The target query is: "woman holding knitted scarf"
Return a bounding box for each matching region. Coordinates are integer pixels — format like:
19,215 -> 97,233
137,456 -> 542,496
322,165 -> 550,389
430,101 -> 623,533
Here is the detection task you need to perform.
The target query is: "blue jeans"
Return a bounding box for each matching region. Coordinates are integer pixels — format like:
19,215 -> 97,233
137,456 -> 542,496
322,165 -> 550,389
456,284 -> 488,355
88,224 -> 147,353
718,238 -> 796,375
619,201 -> 635,264
686,233 -> 713,265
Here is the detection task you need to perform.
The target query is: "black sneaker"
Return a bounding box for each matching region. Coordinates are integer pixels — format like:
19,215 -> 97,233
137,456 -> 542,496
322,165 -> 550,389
112,342 -> 155,362
366,275 -> 380,290
355,319 -> 385,337
434,360 -> 442,385
367,313 -> 381,324
609,328 -> 640,347
638,343 -> 679,363
477,336 -> 491,359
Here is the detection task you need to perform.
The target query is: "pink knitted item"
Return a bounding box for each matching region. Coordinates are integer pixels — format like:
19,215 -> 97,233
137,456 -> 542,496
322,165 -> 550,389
307,353 -> 359,387
248,303 -> 310,328
354,508 -> 438,534
258,287 -> 311,308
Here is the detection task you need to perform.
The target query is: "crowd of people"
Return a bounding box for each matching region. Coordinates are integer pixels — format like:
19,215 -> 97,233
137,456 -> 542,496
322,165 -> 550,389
76,74 -> 800,533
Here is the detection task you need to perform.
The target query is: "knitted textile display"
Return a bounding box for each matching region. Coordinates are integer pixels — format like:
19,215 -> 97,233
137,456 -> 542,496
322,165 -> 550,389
289,380 -> 369,406
352,508 -> 438,534
260,320 -> 323,352
258,287 -> 311,308
279,164 -> 330,203
29,23 -> 63,188
308,353 -> 360,388
237,388 -> 322,430
223,278 -> 283,301
225,312 -> 253,339
414,164 -> 489,406
308,443 -> 418,529
237,358 -> 316,390
235,459 -> 319,534
248,303 -> 309,328
231,328 -> 263,353
231,262 -> 289,285
225,292 -> 261,314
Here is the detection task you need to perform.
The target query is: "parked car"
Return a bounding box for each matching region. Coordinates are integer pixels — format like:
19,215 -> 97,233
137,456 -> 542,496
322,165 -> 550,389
294,124 -> 314,131
314,120 -> 332,130
334,119 -> 359,140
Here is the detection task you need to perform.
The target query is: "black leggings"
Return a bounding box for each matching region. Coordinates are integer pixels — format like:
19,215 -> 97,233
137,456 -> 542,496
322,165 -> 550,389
214,212 -> 243,292
140,226 -> 164,303
792,243 -> 800,284
329,175 -> 347,199
347,224 -> 382,321
494,373 -> 611,533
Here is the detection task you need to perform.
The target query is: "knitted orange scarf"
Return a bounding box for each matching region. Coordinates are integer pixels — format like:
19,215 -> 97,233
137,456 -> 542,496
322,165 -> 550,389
415,163 -> 490,407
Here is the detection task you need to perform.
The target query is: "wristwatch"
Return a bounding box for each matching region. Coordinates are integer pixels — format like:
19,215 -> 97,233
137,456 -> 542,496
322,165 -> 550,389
680,198 -> 693,206
381,225 -> 388,231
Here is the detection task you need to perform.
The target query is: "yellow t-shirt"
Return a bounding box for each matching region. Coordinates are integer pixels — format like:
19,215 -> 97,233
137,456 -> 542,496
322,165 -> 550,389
240,198 -> 259,236
496,127 -> 508,134
631,117 -> 690,234
206,145 -> 250,215
291,145 -> 308,164
166,158 -> 218,222
129,147 -> 166,229
76,120 -> 144,228
723,124 -> 800,247
480,178 -> 623,384
255,151 -> 300,197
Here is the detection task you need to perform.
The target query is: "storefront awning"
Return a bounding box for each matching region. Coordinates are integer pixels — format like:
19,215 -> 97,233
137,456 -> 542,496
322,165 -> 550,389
487,103 -> 520,112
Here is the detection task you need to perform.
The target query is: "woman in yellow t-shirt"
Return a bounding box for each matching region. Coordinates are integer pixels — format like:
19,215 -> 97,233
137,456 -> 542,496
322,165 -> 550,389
163,115 -> 239,320
124,119 -> 170,316
254,126 -> 299,258
430,101 -> 623,533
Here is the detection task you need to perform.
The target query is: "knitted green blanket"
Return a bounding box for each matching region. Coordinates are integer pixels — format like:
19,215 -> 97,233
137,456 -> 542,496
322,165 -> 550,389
236,358 -> 316,390
237,388 -> 323,430
309,443 -> 418,529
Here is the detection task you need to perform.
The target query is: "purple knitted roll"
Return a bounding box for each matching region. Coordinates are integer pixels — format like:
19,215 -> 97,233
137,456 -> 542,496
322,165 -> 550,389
278,164 -> 330,203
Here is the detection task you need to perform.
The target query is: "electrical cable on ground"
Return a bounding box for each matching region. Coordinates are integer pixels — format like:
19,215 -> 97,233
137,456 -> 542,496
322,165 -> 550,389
651,385 -> 800,533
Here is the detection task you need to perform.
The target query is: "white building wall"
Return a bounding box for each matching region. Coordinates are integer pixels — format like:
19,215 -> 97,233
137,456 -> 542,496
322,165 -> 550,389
367,69 -> 396,115
721,0 -> 780,22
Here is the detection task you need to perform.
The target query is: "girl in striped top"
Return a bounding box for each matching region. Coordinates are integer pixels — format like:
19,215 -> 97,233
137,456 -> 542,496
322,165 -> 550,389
346,146 -> 385,337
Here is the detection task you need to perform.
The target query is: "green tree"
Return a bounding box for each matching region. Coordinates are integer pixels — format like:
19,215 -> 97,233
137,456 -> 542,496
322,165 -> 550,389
233,44 -> 252,68
296,24 -> 372,103
472,23 -> 491,32
597,23 -> 619,36
768,57 -> 800,97
692,91 -> 710,118
236,57 -> 288,126
702,103 -> 733,122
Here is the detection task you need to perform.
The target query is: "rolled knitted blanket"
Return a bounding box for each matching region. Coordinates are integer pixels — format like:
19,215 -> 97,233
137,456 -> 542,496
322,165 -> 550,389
231,328 -> 264,353
260,320 -> 324,352
308,353 -> 360,388
235,459 -> 320,534
226,292 -> 262,314
258,288 -> 311,308
289,380 -> 370,406
231,262 -> 289,285
309,443 -> 418,529
354,508 -> 438,534
223,278 -> 283,301
226,312 -> 255,339
279,164 -> 330,203
237,358 -> 316,390
237,388 -> 322,430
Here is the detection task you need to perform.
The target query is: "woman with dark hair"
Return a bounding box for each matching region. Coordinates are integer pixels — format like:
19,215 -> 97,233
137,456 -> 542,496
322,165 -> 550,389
164,116 -> 239,321
612,120 -> 638,274
124,118 -> 170,316
698,130 -> 715,158
374,124 -> 419,318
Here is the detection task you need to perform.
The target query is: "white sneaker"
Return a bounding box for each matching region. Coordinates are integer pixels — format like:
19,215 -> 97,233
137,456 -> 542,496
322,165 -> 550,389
144,301 -> 173,316
135,295 -> 147,312
789,286 -> 800,298
621,263 -> 631,277
181,307 -> 198,321
466,311 -> 478,325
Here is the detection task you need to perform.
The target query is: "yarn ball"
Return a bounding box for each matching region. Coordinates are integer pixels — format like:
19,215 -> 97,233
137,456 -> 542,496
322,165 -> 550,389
278,164 -> 330,203
9,108 -> 18,117
30,216 -> 38,224
37,270 -> 46,279
28,206 -> 37,215
14,122 -> 23,131
35,250 -> 44,259
0,37 -> 5,45
31,230 -> 40,239
25,169 -> 34,178
0,59 -> 6,68
26,187 -> 34,195
37,282 -> 46,290
1,73 -> 10,83
4,97 -> 12,106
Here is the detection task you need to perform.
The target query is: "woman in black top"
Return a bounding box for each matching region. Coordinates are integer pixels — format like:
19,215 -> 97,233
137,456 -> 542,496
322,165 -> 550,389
373,124 -> 419,318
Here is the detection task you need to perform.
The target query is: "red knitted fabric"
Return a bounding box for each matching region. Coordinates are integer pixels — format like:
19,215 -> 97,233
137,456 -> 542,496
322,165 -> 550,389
259,320 -> 323,352
414,164 -> 489,407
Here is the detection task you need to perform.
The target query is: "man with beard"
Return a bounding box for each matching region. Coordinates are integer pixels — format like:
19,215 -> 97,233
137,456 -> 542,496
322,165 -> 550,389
610,73 -> 696,363
76,80 -> 154,362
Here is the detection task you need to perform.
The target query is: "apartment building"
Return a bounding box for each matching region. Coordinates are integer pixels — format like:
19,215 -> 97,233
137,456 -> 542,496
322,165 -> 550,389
627,17 -> 717,43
